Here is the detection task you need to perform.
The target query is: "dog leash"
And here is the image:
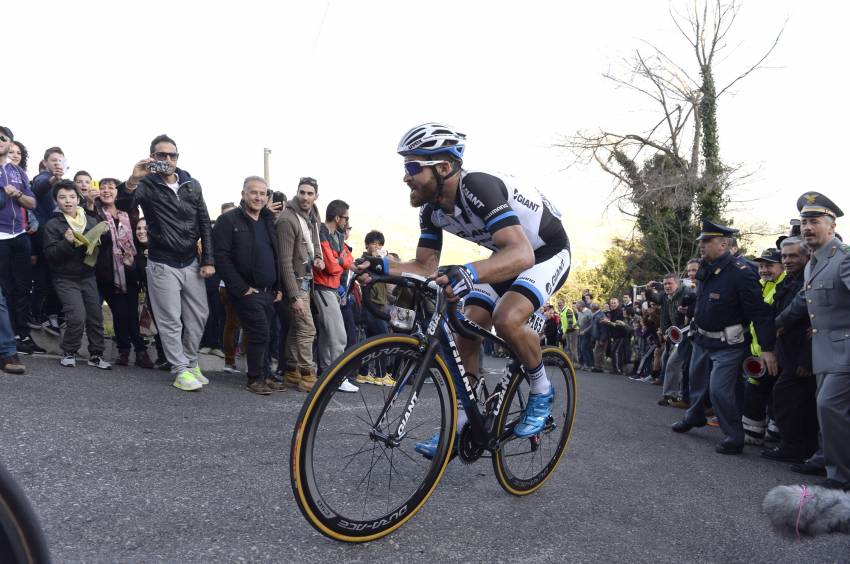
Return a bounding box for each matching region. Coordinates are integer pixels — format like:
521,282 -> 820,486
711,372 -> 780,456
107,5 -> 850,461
794,484 -> 814,542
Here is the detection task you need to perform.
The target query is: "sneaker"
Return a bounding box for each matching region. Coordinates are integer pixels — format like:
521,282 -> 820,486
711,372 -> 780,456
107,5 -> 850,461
706,416 -> 720,427
210,348 -> 225,359
355,373 -> 377,385
222,363 -> 241,374
414,430 -> 459,460
42,318 -> 61,337
246,380 -> 272,395
189,365 -> 209,385
60,353 -> 76,367
173,371 -> 203,391
88,356 -> 112,370
199,347 -> 211,354
375,375 -> 395,387
514,385 -> 555,438
16,336 -> 46,355
338,379 -> 359,393
0,354 -> 26,374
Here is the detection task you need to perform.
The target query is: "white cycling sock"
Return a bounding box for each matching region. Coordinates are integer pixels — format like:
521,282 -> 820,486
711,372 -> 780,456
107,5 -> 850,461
455,408 -> 468,432
526,361 -> 550,395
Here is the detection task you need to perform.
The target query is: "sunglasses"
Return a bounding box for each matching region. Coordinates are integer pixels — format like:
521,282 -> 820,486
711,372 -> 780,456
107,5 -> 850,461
153,151 -> 179,160
0,135 -> 10,142
404,160 -> 446,176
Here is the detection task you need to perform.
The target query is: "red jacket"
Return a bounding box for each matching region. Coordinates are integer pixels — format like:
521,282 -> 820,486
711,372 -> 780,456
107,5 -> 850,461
314,223 -> 353,289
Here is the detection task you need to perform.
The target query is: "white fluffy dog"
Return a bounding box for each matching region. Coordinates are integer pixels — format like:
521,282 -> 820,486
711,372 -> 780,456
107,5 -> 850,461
763,484 -> 850,537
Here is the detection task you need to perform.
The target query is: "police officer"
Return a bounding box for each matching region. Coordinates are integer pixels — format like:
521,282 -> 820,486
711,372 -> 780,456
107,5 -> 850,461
776,192 -> 850,491
672,220 -> 777,454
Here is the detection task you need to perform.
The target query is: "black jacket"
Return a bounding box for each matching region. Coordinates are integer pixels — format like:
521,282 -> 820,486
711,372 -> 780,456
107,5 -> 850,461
117,169 -> 213,268
212,204 -> 280,298
42,211 -> 100,279
772,271 -> 812,373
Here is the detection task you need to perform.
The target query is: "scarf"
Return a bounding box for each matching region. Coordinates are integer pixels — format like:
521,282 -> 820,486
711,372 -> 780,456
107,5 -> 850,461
99,206 -> 137,293
63,207 -> 88,234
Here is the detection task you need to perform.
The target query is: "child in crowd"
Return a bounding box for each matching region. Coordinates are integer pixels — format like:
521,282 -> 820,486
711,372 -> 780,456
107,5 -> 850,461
41,180 -> 111,369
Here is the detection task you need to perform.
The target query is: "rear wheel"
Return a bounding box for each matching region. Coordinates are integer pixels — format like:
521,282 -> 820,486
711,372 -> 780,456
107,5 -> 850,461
491,347 -> 577,495
290,335 -> 457,542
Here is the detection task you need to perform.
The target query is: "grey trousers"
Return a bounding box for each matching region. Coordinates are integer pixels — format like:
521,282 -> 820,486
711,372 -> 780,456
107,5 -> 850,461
54,275 -> 105,356
146,260 -> 208,375
313,287 -> 347,372
816,372 -> 850,483
662,344 -> 685,399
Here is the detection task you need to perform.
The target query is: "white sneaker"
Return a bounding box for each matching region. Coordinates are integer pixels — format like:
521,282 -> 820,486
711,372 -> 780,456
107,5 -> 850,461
189,366 -> 209,385
222,363 -> 241,374
60,353 -> 76,367
88,356 -> 112,370
338,379 -> 359,393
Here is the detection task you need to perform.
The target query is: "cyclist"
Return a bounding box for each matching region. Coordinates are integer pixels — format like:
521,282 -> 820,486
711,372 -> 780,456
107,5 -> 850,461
356,122 -> 571,458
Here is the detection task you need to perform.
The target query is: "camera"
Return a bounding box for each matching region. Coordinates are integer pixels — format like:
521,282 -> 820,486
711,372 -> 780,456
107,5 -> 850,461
147,160 -> 170,174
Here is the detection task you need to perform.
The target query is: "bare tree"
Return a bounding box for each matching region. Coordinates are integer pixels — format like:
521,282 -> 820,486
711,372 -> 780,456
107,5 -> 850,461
559,0 -> 783,276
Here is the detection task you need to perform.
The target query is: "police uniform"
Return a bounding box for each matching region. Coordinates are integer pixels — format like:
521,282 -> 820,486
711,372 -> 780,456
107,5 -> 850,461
673,220 -> 776,453
776,192 -> 850,487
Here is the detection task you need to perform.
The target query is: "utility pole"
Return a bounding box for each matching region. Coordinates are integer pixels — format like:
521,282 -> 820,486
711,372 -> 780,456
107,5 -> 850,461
263,148 -> 272,184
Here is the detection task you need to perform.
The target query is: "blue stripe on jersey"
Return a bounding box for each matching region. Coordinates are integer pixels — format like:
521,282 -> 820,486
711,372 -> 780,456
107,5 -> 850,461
468,290 -> 496,307
485,210 -> 518,230
419,233 -> 439,240
513,279 -> 545,308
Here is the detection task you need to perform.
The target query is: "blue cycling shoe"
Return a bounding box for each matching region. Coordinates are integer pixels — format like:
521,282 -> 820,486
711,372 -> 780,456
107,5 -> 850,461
513,384 -> 555,437
414,430 -> 459,460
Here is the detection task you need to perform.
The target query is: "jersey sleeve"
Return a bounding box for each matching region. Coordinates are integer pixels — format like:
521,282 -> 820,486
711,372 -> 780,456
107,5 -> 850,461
417,204 -> 443,251
463,172 -> 520,234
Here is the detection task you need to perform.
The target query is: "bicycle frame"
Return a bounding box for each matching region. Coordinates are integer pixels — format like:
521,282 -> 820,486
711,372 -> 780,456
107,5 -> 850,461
367,280 -> 522,453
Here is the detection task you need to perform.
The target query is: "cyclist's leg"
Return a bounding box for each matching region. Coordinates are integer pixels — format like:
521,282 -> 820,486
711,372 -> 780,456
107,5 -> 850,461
493,248 -> 571,436
459,285 -> 499,376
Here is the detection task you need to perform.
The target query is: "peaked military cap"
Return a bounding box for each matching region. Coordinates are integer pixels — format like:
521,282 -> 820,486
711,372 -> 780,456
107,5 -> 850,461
753,248 -> 781,263
696,219 -> 738,241
797,192 -> 844,218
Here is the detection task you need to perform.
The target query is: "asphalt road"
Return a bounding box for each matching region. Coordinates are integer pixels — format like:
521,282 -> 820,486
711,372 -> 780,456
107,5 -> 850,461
1,351 -> 847,563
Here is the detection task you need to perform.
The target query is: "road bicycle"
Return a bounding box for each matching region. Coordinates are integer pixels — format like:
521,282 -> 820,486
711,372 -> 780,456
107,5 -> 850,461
290,271 -> 577,542
0,462 -> 51,563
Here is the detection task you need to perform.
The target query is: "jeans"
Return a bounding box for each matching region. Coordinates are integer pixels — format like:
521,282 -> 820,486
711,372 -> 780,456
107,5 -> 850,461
219,288 -> 241,365
0,291 -> 18,357
0,233 -> 32,337
684,342 -> 748,446
232,290 -> 275,382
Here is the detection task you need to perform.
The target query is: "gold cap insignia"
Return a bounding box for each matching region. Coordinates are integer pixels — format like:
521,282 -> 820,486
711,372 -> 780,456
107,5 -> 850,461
804,193 -> 818,204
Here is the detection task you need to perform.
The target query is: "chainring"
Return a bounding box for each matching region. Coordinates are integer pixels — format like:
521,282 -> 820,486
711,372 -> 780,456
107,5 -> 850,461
457,422 -> 485,464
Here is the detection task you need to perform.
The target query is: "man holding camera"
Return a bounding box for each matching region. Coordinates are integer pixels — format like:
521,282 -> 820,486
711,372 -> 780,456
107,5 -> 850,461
672,220 -> 777,455
118,134 -> 215,392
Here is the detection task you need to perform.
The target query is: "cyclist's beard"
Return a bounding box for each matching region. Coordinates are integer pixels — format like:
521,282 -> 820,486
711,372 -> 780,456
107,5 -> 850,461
408,181 -> 436,207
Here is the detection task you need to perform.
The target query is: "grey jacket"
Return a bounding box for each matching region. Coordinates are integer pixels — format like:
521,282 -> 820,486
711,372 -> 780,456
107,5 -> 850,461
776,237 -> 850,374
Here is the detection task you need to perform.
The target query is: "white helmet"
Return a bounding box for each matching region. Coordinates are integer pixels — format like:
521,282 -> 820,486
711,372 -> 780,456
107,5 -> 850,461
397,123 -> 466,160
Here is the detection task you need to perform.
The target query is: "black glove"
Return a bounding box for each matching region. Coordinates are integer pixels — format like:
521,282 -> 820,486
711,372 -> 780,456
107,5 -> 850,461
356,255 -> 389,275
439,264 -> 478,299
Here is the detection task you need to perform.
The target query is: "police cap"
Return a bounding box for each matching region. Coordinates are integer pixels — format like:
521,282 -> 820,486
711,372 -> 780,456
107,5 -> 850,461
797,192 -> 844,219
753,248 -> 781,263
695,219 -> 738,241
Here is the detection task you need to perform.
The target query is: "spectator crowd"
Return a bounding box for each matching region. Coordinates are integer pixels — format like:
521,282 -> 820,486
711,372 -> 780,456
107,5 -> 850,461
1,125 -> 847,491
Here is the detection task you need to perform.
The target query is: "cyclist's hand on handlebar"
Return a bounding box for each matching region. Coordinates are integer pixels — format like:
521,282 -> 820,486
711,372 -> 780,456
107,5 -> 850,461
436,264 -> 477,302
354,256 -> 389,276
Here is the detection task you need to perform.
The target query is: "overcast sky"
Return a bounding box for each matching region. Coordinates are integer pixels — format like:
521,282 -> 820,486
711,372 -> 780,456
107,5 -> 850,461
5,0 -> 845,266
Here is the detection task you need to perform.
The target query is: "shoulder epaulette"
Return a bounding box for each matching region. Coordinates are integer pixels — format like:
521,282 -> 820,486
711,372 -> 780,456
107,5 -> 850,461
839,243 -> 850,254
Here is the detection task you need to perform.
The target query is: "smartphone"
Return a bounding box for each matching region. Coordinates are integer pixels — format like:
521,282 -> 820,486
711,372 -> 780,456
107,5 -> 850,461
272,191 -> 285,204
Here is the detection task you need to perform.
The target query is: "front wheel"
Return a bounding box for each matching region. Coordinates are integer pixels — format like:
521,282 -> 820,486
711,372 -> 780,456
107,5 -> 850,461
290,335 -> 457,542
492,347 -> 577,495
